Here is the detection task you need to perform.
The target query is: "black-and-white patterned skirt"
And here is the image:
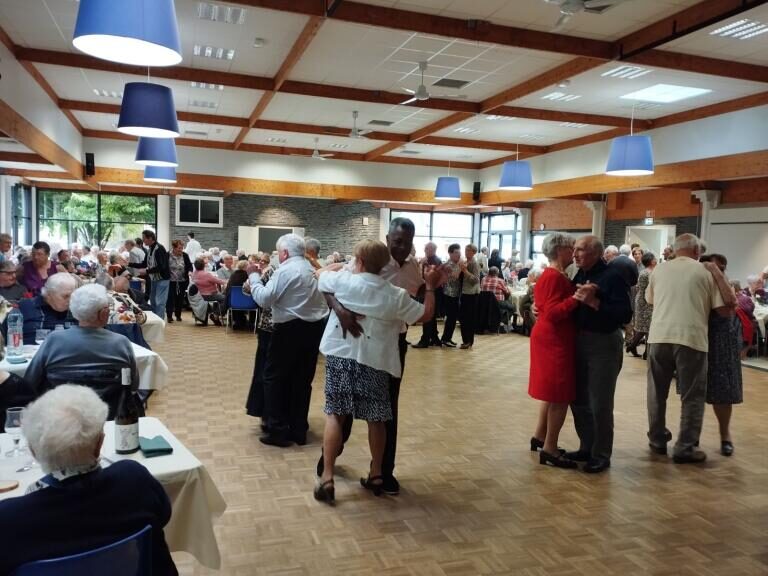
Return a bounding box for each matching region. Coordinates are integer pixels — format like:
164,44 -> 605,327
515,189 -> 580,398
324,355 -> 392,421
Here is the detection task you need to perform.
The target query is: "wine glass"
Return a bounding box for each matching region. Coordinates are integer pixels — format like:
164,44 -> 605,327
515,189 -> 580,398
5,407 -> 24,458
34,329 -> 50,345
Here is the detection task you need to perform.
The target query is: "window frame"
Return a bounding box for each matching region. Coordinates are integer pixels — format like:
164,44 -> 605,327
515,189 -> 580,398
390,209 -> 474,258
175,194 -> 223,228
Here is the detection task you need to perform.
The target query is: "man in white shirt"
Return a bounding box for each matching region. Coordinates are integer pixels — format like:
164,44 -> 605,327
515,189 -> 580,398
248,234 -> 328,447
646,233 -> 731,463
184,232 -> 202,262
319,217 -> 425,495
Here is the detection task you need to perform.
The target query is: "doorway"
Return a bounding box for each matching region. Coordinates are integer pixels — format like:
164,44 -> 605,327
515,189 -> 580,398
625,225 -> 676,258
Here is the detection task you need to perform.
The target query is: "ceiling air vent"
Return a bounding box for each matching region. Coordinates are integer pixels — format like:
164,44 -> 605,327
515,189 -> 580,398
368,120 -> 394,126
400,150 -> 421,155
185,130 -> 209,137
432,78 -> 470,89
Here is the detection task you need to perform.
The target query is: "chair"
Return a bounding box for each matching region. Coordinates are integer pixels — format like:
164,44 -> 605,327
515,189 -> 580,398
226,286 -> 258,334
12,525 -> 152,576
129,279 -> 143,292
475,291 -> 502,335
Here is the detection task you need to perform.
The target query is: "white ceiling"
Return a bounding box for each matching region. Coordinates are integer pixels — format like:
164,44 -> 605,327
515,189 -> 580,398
242,128 -> 386,154
384,142 -> 508,163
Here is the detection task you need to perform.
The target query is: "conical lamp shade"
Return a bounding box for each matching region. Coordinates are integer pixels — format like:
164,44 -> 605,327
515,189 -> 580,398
135,137 -> 178,167
435,176 -> 461,201
118,83 -> 180,138
606,135 -> 654,176
73,0 -> 182,67
498,160 -> 533,190
144,166 -> 176,183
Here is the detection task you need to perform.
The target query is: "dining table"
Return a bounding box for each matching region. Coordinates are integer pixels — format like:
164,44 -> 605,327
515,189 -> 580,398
753,302 -> 768,343
0,343 -> 169,391
0,417 -> 227,569
141,311 -> 166,344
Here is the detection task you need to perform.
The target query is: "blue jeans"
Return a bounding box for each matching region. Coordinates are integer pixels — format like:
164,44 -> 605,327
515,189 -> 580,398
150,279 -> 170,318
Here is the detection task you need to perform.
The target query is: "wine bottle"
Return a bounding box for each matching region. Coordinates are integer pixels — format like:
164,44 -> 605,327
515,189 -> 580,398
115,367 -> 140,454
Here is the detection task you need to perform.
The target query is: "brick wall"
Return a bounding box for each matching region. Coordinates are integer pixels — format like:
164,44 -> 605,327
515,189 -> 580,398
532,199 -> 592,231
169,192 -> 380,255
604,216 -> 699,248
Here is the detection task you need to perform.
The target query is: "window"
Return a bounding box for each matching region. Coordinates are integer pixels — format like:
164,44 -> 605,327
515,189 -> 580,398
37,190 -> 157,249
481,213 -> 520,260
11,183 -> 32,246
390,210 -> 473,259
176,195 -> 223,228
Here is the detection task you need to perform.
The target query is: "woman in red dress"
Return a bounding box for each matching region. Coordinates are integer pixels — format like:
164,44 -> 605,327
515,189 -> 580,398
529,232 -> 579,468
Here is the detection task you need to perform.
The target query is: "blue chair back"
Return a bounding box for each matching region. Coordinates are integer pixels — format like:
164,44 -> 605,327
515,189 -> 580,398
129,280 -> 143,292
107,322 -> 151,350
12,525 -> 152,576
229,286 -> 257,311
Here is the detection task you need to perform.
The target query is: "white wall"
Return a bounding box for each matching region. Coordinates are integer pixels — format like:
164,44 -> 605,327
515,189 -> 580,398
0,42 -> 82,165
705,205 -> 768,285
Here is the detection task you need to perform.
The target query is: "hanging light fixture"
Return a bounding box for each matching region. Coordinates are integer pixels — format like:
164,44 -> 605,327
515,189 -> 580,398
498,143 -> 533,190
434,160 -> 461,201
118,82 -> 180,138
606,105 -> 654,176
135,137 -> 178,167
144,165 -> 177,183
73,0 -> 182,67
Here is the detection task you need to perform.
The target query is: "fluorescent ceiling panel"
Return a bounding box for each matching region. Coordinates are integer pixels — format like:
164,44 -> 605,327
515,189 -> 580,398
620,84 -> 712,103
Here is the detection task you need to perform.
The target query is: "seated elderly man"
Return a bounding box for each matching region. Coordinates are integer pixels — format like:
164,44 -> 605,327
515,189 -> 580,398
24,283 -> 139,419
93,274 -> 147,325
216,253 -> 235,281
113,274 -> 152,310
15,272 -> 79,344
0,260 -> 27,302
0,385 -> 177,575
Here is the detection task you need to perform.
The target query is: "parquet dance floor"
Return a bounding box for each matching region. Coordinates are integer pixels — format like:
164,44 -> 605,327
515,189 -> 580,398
149,321 -> 768,576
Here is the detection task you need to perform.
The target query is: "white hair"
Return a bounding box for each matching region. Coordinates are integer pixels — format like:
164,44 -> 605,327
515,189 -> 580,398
211,247 -> 220,255
604,245 -> 619,255
673,233 -> 700,253
525,260 -> 534,268
41,272 -> 77,298
219,250 -> 229,257
236,249 -> 245,257
541,232 -> 575,261
69,283 -> 110,323
277,234 -> 306,258
22,385 -> 108,474
747,274 -> 760,285
619,244 -> 632,255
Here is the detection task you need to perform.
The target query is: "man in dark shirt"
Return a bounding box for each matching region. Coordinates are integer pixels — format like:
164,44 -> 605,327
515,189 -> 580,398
0,261 -> 27,302
413,241 -> 443,348
567,235 -> 633,473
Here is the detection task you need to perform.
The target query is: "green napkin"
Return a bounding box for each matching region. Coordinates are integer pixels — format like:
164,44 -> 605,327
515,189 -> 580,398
139,435 -> 174,458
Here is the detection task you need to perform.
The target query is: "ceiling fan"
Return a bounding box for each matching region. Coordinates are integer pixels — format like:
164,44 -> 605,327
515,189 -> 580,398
400,61 -> 468,105
349,111 -> 372,139
291,137 -> 334,160
543,0 -> 629,31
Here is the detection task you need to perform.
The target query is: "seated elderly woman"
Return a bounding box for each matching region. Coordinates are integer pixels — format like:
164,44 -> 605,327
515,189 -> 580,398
93,274 -> 146,325
14,272 -> 79,345
191,257 -> 227,325
108,251 -> 128,277
0,385 -> 177,575
744,274 -> 767,304
24,283 -> 140,419
0,260 -> 27,302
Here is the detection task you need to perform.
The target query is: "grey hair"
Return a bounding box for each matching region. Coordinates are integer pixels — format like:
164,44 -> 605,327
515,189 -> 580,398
0,233 -> 11,243
93,274 -> 114,290
488,266 -> 500,276
124,239 -> 135,248
673,233 -> 700,253
108,251 -> 121,265
604,245 -> 619,255
527,268 -> 541,282
580,235 -> 605,257
211,247 -> 220,255
305,237 -> 321,256
69,283 -> 110,323
276,234 -> 305,258
542,232 -> 575,261
619,244 -> 632,255
424,241 -> 437,251
747,274 -> 760,285
41,272 -> 77,298
22,385 -> 108,474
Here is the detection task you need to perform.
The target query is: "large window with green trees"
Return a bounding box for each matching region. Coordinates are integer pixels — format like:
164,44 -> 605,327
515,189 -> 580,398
37,190 -> 157,250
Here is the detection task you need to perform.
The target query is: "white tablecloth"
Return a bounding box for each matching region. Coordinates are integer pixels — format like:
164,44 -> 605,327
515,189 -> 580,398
0,417 -> 226,569
0,343 -> 168,391
506,289 -> 528,312
141,312 -> 166,344
754,304 -> 768,340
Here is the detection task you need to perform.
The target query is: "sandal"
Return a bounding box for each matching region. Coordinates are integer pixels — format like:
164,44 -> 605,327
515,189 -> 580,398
539,450 -> 578,469
314,479 -> 335,505
360,475 -> 384,496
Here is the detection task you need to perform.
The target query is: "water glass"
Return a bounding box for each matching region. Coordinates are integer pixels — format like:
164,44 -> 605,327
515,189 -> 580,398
34,329 -> 50,345
4,407 -> 23,458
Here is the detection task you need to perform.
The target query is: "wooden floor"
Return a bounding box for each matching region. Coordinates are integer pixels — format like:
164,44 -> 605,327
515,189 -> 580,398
149,320 -> 768,576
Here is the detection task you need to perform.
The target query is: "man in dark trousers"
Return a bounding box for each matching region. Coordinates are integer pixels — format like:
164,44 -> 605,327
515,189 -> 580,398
142,230 -> 170,318
319,218 -> 425,495
412,241 -> 443,348
566,235 -> 633,473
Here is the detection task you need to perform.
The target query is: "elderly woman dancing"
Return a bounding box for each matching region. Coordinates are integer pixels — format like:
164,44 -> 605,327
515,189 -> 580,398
528,232 -> 581,468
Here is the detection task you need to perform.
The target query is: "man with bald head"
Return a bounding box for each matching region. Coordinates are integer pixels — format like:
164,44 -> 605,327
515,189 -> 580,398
566,235 -> 633,473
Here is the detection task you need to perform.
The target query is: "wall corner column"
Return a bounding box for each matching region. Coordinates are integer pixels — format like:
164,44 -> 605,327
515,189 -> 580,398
584,200 -> 606,241
379,208 -> 390,242
514,207 -> 531,260
691,190 -> 721,243
157,195 -> 171,248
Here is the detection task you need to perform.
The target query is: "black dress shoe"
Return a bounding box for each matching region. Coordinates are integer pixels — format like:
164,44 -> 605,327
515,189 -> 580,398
429,339 -> 443,347
563,450 -> 591,462
530,437 -> 544,451
540,450 -> 578,469
582,458 -> 611,473
673,449 -> 707,464
259,434 -> 292,448
720,441 -> 734,457
441,340 -> 457,348
380,475 -> 400,495
411,341 -> 430,349
648,443 -> 667,455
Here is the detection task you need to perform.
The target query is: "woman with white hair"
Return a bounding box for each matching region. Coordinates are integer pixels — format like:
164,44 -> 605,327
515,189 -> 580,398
0,385 -> 177,575
528,232 -> 581,469
17,272 -> 79,345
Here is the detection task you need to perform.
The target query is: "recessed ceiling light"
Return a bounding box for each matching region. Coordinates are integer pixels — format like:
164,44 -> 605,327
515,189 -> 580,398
560,122 -> 589,128
266,137 -> 287,143
193,44 -> 236,60
93,88 -> 122,99
454,126 -> 479,135
485,115 -> 515,121
621,84 -> 711,103
185,129 -> 209,137
710,19 -> 768,39
188,99 -> 218,109
557,79 -> 571,88
541,92 -> 582,102
633,102 -> 663,110
601,65 -> 652,79
253,37 -> 266,48
330,143 -> 349,149
190,81 -> 224,91
197,2 -> 247,24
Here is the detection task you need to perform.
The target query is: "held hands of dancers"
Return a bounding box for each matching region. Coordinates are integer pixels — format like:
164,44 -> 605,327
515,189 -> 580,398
573,282 -> 600,310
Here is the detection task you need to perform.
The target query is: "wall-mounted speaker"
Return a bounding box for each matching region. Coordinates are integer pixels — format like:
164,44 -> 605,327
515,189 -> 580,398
85,153 -> 95,176
472,181 -> 481,202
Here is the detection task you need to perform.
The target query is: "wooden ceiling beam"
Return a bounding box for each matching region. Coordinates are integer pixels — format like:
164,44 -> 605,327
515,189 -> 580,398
1,169 -> 79,180
60,99 -> 249,127
627,50 -> 768,84
233,16 -> 324,149
617,0 -> 768,59
0,151 -> 51,164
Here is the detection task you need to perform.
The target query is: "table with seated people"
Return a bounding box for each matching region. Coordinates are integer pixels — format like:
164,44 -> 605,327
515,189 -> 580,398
0,416 -> 226,569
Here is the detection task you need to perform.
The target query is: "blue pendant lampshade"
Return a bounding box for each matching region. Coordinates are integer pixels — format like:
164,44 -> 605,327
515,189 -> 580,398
144,166 -> 177,183
606,135 -> 654,176
434,176 -> 461,201
118,83 -> 180,138
73,0 -> 182,67
498,160 -> 533,190
135,137 -> 178,167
